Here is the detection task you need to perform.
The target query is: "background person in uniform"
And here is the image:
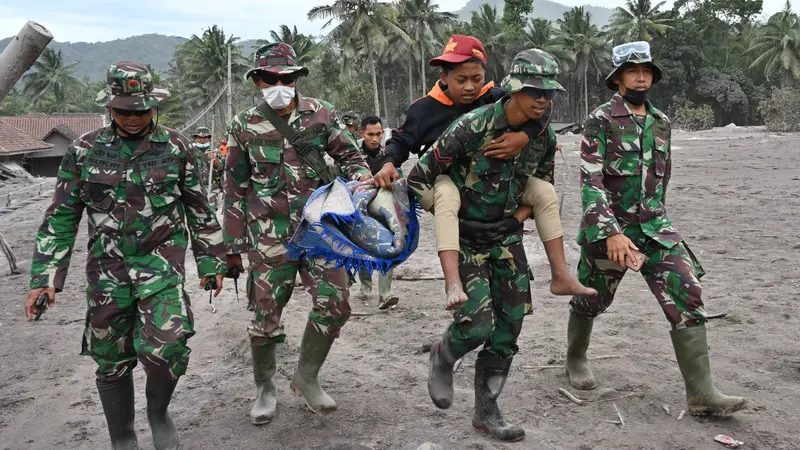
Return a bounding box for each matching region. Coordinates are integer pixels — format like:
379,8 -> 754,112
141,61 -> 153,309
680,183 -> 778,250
341,111 -> 360,142
192,126 -> 223,204
567,41 -> 747,416
407,49 -> 566,443
223,43 -> 370,426
25,61 -> 228,450
356,115 -> 399,310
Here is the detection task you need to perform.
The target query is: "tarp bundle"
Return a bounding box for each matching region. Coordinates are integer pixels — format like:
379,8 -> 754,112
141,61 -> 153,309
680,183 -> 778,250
287,178 -> 419,275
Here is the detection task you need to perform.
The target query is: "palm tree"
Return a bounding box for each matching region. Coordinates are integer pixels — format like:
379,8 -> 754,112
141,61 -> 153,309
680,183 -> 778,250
256,25 -> 322,64
399,0 -> 458,96
608,0 -> 674,43
174,26 -> 248,126
469,4 -> 506,83
525,18 -> 575,66
747,1 -> 800,87
309,0 -> 411,116
556,7 -> 609,119
21,48 -> 81,111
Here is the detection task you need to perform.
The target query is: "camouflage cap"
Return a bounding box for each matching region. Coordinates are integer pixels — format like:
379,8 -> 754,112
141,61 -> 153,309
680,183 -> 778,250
501,49 -> 565,93
341,111 -> 358,126
95,61 -> 169,111
245,42 -> 310,80
605,41 -> 663,90
193,126 -> 212,138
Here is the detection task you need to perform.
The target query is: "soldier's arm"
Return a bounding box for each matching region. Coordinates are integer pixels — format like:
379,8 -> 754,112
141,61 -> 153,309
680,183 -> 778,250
177,136 -> 228,278
29,145 -> 85,292
532,127 -> 557,184
407,117 -> 474,201
325,108 -> 370,180
580,117 -> 622,243
223,120 -> 252,254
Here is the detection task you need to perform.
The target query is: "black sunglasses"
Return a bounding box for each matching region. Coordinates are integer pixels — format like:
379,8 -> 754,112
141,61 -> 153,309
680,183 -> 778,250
523,87 -> 557,101
258,73 -> 298,85
112,108 -> 152,117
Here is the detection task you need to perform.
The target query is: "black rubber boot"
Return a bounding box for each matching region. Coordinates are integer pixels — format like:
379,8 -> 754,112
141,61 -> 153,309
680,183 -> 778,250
671,326 -> 748,415
472,350 -> 525,442
427,329 -> 463,409
250,343 -> 277,425
289,320 -> 337,414
96,375 -> 139,450
145,377 -> 180,450
566,314 -> 597,390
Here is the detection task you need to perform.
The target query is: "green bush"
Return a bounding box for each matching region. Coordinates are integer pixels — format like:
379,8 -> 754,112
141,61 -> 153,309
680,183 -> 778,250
674,104 -> 715,131
759,88 -> 800,132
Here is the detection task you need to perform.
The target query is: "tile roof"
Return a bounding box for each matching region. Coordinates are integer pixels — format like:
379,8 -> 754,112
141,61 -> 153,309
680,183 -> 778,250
0,120 -> 54,154
1,113 -> 105,141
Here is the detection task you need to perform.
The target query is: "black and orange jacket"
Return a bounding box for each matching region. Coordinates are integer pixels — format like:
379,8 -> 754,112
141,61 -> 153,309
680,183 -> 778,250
384,80 -> 552,168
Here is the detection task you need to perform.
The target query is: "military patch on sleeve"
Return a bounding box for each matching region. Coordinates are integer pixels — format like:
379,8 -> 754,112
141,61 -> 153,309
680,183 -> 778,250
433,147 -> 453,163
581,140 -> 599,156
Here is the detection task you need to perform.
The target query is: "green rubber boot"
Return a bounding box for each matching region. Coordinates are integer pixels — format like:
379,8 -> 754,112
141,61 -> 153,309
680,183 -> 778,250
671,326 -> 748,415
472,350 -> 525,442
290,320 -> 337,414
250,343 -> 277,425
427,329 -> 463,409
566,314 -> 597,390
145,378 -> 180,450
96,375 -> 139,450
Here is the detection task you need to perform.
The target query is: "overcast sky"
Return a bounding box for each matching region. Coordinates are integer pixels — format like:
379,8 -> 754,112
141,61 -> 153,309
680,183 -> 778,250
0,0 -> 790,43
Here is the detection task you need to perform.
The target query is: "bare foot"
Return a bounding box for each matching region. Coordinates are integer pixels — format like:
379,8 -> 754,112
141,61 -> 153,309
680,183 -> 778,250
445,282 -> 468,310
550,273 -> 597,297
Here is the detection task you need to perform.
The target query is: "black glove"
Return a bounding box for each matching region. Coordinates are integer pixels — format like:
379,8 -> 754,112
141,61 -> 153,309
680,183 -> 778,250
460,217 -> 522,245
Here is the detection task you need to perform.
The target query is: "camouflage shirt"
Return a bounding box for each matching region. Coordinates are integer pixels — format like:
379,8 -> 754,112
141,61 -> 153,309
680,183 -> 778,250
30,125 -> 228,297
577,93 -> 681,248
223,95 -> 370,255
407,97 -> 556,247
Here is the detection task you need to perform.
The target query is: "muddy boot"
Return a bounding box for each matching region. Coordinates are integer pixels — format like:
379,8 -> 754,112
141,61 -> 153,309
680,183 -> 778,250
250,343 -> 277,425
96,375 -> 139,450
472,350 -> 525,442
566,314 -> 597,390
428,329 -> 462,409
290,320 -> 337,414
145,378 -> 180,450
377,295 -> 399,310
671,326 -> 748,415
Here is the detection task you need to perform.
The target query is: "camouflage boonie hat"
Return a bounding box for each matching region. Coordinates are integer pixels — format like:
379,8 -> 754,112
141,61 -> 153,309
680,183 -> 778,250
193,126 -> 212,138
605,41 -> 663,90
245,42 -> 310,80
95,61 -> 169,111
501,49 -> 565,93
341,111 -> 358,126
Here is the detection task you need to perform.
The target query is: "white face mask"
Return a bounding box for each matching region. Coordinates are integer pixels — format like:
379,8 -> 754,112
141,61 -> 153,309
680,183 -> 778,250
195,142 -> 210,149
262,86 -> 295,110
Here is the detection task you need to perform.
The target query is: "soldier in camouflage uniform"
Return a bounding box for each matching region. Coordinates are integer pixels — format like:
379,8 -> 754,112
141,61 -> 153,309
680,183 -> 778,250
567,41 -> 747,415
24,62 -> 228,450
407,49 -> 566,442
341,111 -> 360,142
223,43 -> 370,425
192,126 -> 223,206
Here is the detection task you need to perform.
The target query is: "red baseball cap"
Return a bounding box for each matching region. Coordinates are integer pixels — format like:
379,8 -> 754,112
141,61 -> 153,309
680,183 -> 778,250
429,35 -> 487,67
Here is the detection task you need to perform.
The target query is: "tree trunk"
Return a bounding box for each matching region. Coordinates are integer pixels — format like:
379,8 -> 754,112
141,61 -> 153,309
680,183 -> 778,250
381,68 -> 389,124
420,44 -> 427,96
408,53 -> 414,104
583,65 -> 589,120
370,49 -> 381,117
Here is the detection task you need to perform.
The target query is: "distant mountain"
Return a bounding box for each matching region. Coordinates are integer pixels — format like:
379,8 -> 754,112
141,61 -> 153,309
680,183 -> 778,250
457,0 -> 615,26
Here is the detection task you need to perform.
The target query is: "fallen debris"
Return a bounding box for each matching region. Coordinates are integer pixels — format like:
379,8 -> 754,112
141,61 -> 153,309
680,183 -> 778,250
714,434 -> 744,447
677,410 -> 685,421
663,404 -> 671,415
558,388 -> 585,405
613,403 -> 625,427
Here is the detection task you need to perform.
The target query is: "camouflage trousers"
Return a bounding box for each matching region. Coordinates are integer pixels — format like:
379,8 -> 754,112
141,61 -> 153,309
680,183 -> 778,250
247,248 -> 350,347
448,241 -> 533,359
81,283 -> 194,382
570,227 -> 707,329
